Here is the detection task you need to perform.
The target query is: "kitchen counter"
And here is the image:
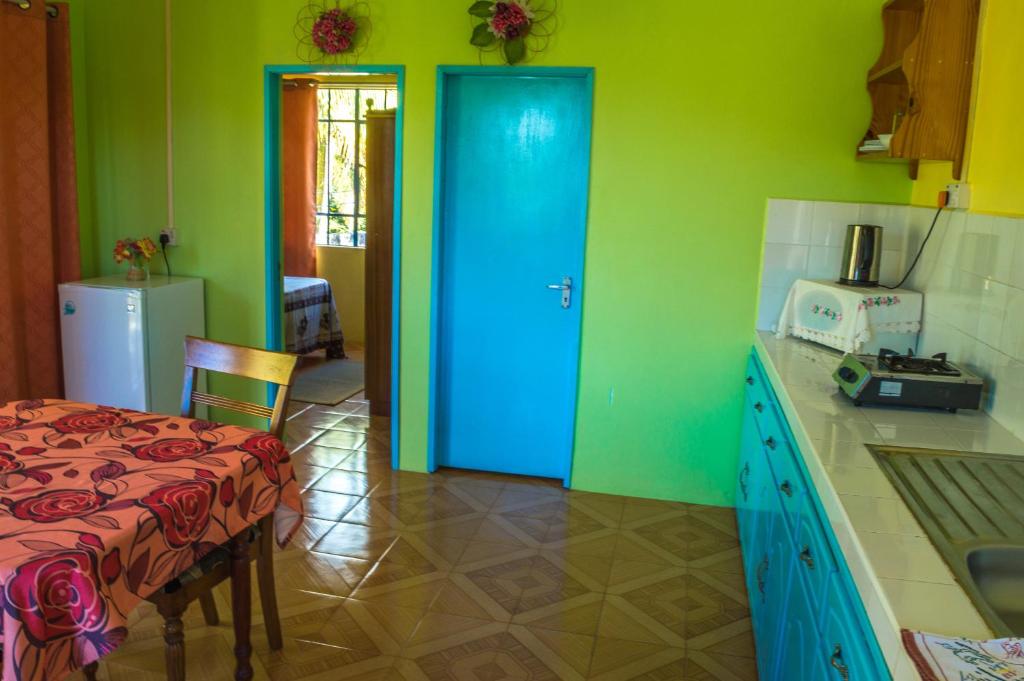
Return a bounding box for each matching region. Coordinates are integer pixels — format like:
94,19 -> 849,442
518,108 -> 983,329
753,331 -> 1024,680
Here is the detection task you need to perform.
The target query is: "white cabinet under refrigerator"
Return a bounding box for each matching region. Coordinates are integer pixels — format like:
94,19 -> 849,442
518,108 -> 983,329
58,276 -> 205,416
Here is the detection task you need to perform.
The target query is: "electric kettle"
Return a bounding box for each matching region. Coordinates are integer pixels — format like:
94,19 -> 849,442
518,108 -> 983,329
838,224 -> 882,287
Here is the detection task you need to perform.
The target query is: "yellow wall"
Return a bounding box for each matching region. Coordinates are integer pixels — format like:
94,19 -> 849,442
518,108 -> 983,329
316,247 -> 365,345
911,0 -> 1024,215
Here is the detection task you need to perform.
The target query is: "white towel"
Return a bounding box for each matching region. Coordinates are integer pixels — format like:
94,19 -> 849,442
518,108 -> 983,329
775,279 -> 923,353
903,630 -> 1024,680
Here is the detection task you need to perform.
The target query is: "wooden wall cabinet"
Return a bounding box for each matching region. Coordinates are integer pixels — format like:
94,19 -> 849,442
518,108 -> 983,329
858,0 -> 979,179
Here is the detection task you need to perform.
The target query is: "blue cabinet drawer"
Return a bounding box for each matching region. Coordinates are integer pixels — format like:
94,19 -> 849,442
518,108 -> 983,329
763,427 -> 807,527
822,581 -> 888,681
741,350 -> 892,681
744,355 -> 774,413
793,504 -> 838,620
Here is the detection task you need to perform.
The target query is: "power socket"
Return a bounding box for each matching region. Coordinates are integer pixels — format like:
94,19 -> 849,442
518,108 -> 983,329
945,183 -> 970,210
159,228 -> 177,246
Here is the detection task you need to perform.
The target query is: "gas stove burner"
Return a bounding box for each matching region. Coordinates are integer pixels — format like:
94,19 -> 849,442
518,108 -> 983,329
876,348 -> 962,377
833,350 -> 983,411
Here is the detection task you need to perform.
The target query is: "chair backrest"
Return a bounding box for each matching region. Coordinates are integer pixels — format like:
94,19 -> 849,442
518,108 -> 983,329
180,336 -> 300,439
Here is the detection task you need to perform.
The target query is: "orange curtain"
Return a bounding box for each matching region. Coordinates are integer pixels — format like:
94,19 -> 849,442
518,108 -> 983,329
282,79 -> 318,277
0,2 -> 81,401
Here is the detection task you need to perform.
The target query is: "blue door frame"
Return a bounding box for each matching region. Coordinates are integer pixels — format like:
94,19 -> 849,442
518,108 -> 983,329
426,65 -> 595,484
264,64 -> 405,470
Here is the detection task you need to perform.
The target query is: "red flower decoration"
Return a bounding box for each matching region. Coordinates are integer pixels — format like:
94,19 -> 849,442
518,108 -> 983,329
0,415 -> 20,433
238,434 -> 288,484
312,8 -> 357,55
131,438 -> 209,462
11,489 -> 109,523
3,550 -> 107,646
138,480 -> 215,549
490,1 -> 531,39
50,410 -> 129,434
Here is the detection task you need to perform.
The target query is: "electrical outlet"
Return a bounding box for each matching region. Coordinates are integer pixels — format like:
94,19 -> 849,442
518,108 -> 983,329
159,228 -> 177,246
945,183 -> 970,210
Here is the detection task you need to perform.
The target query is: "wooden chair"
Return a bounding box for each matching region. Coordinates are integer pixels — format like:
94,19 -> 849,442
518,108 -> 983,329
84,336 -> 299,681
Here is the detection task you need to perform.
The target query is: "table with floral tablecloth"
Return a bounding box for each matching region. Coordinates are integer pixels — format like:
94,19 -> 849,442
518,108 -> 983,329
0,399 -> 303,681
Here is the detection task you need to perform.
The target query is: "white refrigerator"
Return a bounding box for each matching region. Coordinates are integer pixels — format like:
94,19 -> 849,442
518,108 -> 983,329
58,276 -> 205,416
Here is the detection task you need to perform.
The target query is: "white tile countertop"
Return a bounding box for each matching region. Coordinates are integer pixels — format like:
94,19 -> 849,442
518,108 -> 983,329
753,331 -> 1024,680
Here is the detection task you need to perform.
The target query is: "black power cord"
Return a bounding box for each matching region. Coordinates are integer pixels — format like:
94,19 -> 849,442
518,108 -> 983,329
159,233 -> 173,277
881,205 -> 944,290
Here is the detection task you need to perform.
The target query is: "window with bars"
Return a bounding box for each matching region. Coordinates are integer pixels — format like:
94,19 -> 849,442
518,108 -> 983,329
315,86 -> 398,247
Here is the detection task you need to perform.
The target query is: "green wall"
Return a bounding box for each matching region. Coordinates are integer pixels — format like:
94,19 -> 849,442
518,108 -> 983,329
73,0 -> 910,505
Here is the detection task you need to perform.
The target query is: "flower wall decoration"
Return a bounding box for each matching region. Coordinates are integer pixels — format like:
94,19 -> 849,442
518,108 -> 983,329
468,0 -> 557,65
295,1 -> 371,63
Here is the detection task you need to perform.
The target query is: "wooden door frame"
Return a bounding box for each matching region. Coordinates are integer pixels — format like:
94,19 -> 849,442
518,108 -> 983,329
263,64 -> 405,470
426,65 -> 595,485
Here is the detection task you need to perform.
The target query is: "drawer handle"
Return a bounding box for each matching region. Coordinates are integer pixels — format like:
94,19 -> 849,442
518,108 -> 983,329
780,480 -> 793,497
765,436 -> 777,451
739,462 -> 750,502
746,376 -> 755,385
754,401 -> 765,413
756,555 -> 769,603
830,645 -> 849,680
799,545 -> 815,570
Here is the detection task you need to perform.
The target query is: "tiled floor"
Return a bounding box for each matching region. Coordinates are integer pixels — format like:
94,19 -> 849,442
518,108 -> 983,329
80,394 -> 758,680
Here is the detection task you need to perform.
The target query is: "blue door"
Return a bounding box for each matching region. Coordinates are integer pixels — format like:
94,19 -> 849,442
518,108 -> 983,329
432,68 -> 593,482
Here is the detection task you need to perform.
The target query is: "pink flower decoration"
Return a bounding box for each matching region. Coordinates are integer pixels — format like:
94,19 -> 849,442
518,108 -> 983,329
312,8 -> 357,55
489,1 -> 532,40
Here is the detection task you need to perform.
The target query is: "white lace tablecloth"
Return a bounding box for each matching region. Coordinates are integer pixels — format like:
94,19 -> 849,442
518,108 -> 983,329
775,279 -> 923,353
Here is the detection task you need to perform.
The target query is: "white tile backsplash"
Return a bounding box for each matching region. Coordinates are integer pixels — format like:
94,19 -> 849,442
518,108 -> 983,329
758,199 -> 911,332
761,243 -> 809,289
760,197 -> 1024,441
765,199 -> 814,244
811,201 -> 862,247
895,206 -> 1024,441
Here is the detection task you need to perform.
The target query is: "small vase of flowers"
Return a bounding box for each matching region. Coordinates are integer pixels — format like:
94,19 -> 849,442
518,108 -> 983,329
114,237 -> 158,281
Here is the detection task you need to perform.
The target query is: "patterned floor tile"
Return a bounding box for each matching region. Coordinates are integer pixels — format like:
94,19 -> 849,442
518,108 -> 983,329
94,393 -> 759,681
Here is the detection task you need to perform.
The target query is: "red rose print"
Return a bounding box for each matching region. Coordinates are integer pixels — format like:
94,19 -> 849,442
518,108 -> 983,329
219,477 -> 235,507
0,449 -> 23,475
101,548 -> 121,585
138,480 -> 214,549
16,399 -> 44,411
238,434 -> 287,484
132,438 -> 209,462
189,420 -> 217,433
90,461 -> 127,483
0,415 -> 19,433
3,550 -> 107,646
51,410 -> 129,434
10,489 -> 108,523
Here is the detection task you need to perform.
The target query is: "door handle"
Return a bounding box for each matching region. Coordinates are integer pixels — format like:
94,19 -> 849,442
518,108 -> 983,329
546,276 -> 572,309
830,645 -> 849,680
799,545 -> 815,570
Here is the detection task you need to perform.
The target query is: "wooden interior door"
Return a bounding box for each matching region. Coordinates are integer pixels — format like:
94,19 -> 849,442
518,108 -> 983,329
364,110 -> 395,417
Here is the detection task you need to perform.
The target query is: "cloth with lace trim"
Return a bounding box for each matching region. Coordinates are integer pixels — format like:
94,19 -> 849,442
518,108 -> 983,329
903,630 -> 1024,680
775,279 -> 923,353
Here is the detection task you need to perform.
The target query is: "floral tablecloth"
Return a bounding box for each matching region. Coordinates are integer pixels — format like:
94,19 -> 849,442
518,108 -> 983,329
0,399 -> 303,681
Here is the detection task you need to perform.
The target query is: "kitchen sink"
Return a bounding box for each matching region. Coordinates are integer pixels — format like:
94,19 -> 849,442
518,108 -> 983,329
966,547 -> 1024,635
869,445 -> 1024,637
